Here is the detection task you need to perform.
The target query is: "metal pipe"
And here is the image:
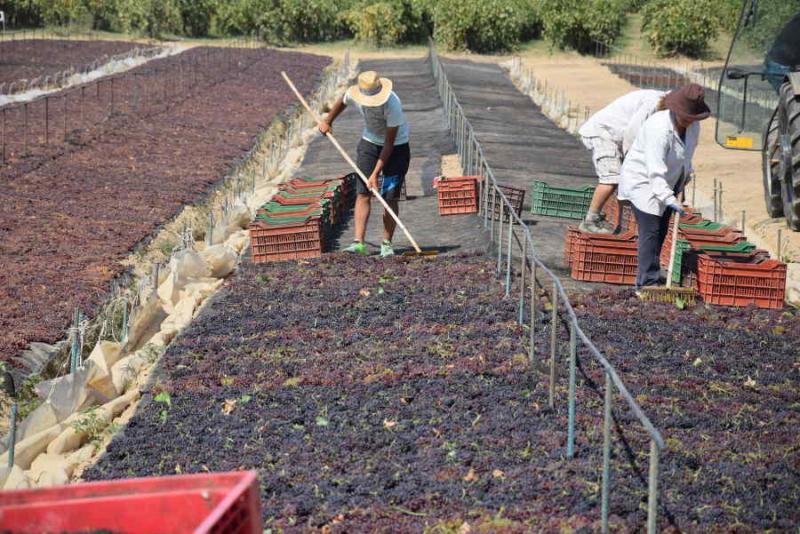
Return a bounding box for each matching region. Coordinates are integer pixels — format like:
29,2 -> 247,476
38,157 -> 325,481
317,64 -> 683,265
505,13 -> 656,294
601,373 -> 613,533
567,322 -> 577,457
519,237 -> 527,324
741,210 -> 746,233
549,281 -> 558,409
7,404 -> 17,468
497,198 -> 504,274
647,440 -> 660,534
530,261 -> 536,368
505,215 -> 513,296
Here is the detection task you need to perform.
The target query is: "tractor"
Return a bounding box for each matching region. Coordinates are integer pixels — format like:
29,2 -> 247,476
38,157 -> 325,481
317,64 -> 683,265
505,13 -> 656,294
716,0 -> 800,229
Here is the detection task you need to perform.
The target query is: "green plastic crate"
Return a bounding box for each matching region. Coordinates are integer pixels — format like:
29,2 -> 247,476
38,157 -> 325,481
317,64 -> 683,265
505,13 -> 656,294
698,241 -> 756,253
669,239 -> 691,284
530,181 -> 595,219
681,220 -> 724,230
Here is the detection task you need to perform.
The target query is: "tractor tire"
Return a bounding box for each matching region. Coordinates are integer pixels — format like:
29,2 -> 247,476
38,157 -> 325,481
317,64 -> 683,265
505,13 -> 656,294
778,81 -> 800,231
763,108 -> 784,217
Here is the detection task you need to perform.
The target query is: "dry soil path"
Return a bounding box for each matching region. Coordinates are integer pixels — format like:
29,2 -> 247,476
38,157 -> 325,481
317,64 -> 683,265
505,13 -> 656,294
441,58 -> 596,286
291,57 -> 490,256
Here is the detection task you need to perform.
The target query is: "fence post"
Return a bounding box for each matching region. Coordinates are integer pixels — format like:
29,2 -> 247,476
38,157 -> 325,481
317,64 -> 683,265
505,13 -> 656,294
647,440 -> 660,534
1,108 -> 5,162
567,322 -> 577,458
63,92 -> 68,143
7,404 -> 17,468
549,282 -> 558,409
497,199 -> 504,274
518,237 -> 527,324
23,103 -> 29,155
45,96 -> 50,144
530,261 -> 537,368
505,215 -> 513,296
601,372 -> 613,533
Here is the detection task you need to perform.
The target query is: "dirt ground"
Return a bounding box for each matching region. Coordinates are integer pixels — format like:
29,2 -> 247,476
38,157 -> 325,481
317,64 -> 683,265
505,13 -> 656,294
511,52 -> 800,304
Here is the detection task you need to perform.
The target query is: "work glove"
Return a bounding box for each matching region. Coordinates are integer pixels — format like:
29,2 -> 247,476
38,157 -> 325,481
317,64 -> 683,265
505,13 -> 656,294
668,203 -> 686,217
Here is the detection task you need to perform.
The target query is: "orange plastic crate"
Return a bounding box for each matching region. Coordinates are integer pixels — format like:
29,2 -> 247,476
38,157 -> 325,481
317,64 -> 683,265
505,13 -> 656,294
250,218 -> 323,263
571,233 -> 638,285
564,225 -> 581,267
0,471 -> 261,534
696,255 -> 786,309
436,176 -> 479,216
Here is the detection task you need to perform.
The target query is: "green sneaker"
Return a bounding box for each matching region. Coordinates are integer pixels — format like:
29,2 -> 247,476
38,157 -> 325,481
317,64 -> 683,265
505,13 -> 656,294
379,240 -> 394,258
344,241 -> 368,256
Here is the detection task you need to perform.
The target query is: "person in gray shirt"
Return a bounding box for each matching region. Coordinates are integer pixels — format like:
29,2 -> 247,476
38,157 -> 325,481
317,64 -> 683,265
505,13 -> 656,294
320,71 -> 410,258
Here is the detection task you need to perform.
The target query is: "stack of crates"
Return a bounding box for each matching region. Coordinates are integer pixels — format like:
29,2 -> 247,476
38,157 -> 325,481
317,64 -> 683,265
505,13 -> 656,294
660,212 -> 786,309
249,174 -> 356,263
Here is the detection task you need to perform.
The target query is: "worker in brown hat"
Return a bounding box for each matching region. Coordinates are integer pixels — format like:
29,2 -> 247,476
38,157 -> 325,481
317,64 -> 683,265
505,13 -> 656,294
319,71 -> 410,258
617,84 -> 711,291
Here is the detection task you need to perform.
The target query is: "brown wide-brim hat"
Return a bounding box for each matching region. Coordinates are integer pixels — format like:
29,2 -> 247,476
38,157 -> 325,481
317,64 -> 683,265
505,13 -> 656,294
664,83 -> 711,122
347,70 -> 392,107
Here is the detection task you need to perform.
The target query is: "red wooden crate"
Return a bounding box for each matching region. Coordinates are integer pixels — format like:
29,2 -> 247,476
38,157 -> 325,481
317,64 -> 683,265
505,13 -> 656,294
571,233 -> 638,285
696,255 -> 786,309
0,471 -> 261,534
250,218 -> 323,263
436,176 -> 479,216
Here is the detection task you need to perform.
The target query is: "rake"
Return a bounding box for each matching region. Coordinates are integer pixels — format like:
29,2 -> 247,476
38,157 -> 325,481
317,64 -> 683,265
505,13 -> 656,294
281,71 -> 437,257
639,211 -> 697,305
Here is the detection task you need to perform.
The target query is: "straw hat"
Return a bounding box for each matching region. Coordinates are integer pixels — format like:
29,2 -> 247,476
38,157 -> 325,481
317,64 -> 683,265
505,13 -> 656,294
347,71 -> 393,107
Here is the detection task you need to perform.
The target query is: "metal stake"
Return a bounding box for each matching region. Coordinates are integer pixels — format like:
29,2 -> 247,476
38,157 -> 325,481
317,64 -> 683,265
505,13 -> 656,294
497,199 -> 504,274
549,282 -> 558,409
505,215 -> 513,296
519,237 -> 527,323
567,322 -> 577,457
777,229 -> 783,260
530,262 -> 536,368
7,404 -> 17,468
741,210 -> 746,232
647,440 -> 660,534
45,96 -> 49,144
601,373 -> 613,533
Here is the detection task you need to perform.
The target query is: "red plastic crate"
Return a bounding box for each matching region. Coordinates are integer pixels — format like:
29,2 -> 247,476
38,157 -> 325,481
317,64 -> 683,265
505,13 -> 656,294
436,176 -> 479,216
250,218 -> 323,263
0,471 -> 261,534
601,198 -> 637,233
571,233 -> 638,285
565,225 -> 581,267
696,255 -> 786,309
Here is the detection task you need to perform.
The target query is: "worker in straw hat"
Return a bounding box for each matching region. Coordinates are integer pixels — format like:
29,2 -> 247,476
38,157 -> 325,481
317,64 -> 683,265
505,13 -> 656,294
617,83 -> 711,291
319,70 -> 410,258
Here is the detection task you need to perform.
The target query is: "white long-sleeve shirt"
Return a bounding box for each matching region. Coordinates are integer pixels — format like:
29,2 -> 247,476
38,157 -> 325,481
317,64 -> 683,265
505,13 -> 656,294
618,110 -> 699,216
579,89 -> 665,154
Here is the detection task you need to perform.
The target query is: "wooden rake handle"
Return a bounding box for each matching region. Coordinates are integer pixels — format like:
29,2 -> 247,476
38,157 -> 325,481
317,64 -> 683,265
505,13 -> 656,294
280,71 -> 422,254
665,210 -> 681,289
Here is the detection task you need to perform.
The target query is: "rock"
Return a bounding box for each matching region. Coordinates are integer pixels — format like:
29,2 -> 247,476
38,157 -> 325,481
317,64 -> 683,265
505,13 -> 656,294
17,402 -> 59,440
0,423 -> 64,469
200,245 -> 237,279
2,465 -> 30,490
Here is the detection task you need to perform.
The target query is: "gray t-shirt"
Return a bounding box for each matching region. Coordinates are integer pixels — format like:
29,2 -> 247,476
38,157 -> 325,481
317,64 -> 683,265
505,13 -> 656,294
343,91 -> 410,146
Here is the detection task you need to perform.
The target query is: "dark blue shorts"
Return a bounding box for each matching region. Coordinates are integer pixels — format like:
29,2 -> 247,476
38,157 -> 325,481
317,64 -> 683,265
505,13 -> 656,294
355,139 -> 410,200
